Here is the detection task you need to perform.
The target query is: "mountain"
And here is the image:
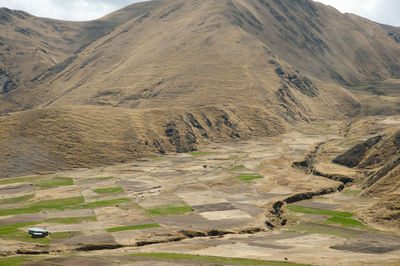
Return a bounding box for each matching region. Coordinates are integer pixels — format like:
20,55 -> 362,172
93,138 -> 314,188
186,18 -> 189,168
0,0 -> 399,177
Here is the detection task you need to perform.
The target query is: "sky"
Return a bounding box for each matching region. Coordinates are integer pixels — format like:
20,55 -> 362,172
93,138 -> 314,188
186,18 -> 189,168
315,0 -> 400,26
0,0 -> 146,21
0,0 -> 398,26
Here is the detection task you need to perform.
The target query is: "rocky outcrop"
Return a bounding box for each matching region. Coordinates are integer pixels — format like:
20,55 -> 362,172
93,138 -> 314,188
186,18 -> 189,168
0,69 -> 17,94
332,135 -> 382,168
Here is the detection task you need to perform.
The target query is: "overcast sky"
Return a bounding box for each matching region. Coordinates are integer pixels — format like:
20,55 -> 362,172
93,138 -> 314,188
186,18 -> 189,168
316,0 -> 400,26
0,0 -> 145,21
0,0 -> 398,26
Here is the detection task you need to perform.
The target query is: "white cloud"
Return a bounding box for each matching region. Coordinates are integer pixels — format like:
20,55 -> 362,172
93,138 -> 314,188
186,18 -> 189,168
315,0 -> 400,26
0,0 -> 145,21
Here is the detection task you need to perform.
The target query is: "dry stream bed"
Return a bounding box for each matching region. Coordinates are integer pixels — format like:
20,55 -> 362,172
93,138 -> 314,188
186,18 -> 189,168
1,118 -> 400,265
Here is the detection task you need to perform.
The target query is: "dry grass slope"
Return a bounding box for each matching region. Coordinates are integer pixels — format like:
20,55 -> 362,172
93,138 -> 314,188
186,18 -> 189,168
0,0 -> 399,177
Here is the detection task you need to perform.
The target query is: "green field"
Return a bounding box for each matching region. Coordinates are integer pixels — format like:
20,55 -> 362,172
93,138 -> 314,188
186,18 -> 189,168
287,205 -> 354,218
107,223 -> 161,233
236,174 -> 263,181
84,198 -> 130,208
0,222 -> 50,244
93,187 -> 124,194
44,216 -> 97,224
35,177 -> 74,187
0,194 -> 35,205
0,197 -> 130,216
0,176 -> 43,185
327,217 -> 366,228
0,196 -> 85,216
0,257 -> 38,266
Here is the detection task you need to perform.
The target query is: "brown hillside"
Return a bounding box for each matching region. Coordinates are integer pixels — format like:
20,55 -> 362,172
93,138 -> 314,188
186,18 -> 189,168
333,129 -> 400,226
0,1 -> 162,112
0,0 -> 399,176
0,104 -> 286,178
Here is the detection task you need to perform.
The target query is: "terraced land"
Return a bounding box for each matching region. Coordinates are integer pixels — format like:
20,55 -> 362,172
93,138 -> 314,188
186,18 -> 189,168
1,119 -> 400,265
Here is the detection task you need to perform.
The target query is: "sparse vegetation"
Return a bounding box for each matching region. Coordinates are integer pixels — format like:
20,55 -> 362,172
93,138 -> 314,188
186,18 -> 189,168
130,253 -> 309,265
0,194 -> 35,205
93,187 -> 124,194
236,174 -> 263,181
106,223 -> 161,232
287,222 -> 364,238
342,190 -> 362,195
88,176 -> 116,181
189,151 -> 213,156
150,157 -> 170,161
50,231 -> 82,239
228,165 -> 247,171
228,155 -> 247,160
35,177 -> 74,187
313,123 -> 330,128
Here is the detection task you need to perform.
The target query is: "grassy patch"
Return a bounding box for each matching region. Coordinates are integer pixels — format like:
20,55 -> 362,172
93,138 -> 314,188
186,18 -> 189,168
93,187 -> 124,194
236,174 -> 263,181
150,157 -> 170,161
228,165 -> 247,171
0,176 -> 43,185
327,217 -> 366,228
0,196 -> 131,216
50,231 -> 81,239
130,253 -> 309,265
228,155 -> 248,160
106,223 -> 160,233
0,196 -> 85,216
84,198 -> 130,208
147,205 -> 192,217
0,194 -> 35,205
0,222 -> 50,244
189,151 -> 213,156
313,123 -> 330,128
35,177 -> 74,188
44,216 -> 97,224
87,176 -> 116,181
287,205 -> 354,218
342,190 -> 362,195
0,257 -> 37,266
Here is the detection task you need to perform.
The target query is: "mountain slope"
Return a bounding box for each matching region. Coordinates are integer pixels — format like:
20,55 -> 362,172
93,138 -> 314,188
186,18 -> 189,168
0,0 -> 163,112
0,0 -> 399,177
333,129 -> 400,227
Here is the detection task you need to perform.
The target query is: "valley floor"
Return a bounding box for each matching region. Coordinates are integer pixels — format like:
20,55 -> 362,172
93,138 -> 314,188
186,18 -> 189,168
1,117 -> 400,265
